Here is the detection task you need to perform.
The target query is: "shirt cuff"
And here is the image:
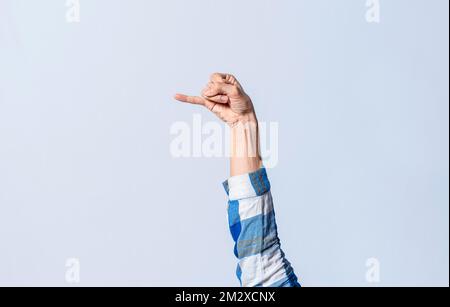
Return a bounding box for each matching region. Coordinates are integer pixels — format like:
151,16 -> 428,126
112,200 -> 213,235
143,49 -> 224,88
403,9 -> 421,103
223,168 -> 271,201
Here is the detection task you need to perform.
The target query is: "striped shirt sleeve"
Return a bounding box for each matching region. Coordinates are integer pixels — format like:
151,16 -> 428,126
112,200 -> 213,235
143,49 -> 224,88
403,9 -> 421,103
223,168 -> 301,287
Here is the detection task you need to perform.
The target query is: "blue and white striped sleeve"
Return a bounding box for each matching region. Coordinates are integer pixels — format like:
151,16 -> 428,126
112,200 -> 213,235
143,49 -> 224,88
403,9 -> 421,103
223,168 -> 301,287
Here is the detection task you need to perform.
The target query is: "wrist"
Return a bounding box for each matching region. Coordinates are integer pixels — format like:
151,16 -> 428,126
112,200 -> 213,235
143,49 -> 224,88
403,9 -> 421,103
236,111 -> 258,125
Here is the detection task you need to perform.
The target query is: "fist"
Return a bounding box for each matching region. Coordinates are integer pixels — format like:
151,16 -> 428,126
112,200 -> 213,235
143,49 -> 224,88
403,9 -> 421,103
175,73 -> 256,126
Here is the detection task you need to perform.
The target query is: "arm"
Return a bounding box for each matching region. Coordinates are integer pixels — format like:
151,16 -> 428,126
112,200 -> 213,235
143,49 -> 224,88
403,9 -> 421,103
175,73 -> 300,287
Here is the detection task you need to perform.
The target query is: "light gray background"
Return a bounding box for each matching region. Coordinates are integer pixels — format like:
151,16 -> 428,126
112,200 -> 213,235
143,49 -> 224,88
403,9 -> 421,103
0,0 -> 448,286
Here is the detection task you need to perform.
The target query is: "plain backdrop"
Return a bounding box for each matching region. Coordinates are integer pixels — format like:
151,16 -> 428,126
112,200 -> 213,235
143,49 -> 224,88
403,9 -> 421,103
0,0 -> 448,286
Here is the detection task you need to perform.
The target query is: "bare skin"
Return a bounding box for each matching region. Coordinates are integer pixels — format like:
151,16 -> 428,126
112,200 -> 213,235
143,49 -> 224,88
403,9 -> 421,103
174,73 -> 262,176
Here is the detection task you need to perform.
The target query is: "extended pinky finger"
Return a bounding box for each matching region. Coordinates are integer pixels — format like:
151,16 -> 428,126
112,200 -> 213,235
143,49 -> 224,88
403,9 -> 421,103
174,94 -> 205,106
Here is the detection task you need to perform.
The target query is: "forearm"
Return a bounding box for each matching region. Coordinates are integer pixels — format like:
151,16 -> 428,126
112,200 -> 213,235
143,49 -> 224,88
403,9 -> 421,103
225,113 -> 300,287
230,112 -> 262,177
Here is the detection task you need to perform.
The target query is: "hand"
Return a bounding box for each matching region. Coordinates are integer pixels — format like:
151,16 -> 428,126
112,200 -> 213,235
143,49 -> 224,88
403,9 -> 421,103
174,73 -> 261,176
174,73 -> 257,127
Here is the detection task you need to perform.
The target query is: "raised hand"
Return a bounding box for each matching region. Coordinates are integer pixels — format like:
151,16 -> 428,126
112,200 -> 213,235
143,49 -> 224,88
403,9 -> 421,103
174,73 -> 256,127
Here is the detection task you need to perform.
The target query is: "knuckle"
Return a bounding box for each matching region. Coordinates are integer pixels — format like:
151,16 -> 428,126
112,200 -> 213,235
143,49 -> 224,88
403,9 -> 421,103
210,73 -> 223,81
226,74 -> 237,84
